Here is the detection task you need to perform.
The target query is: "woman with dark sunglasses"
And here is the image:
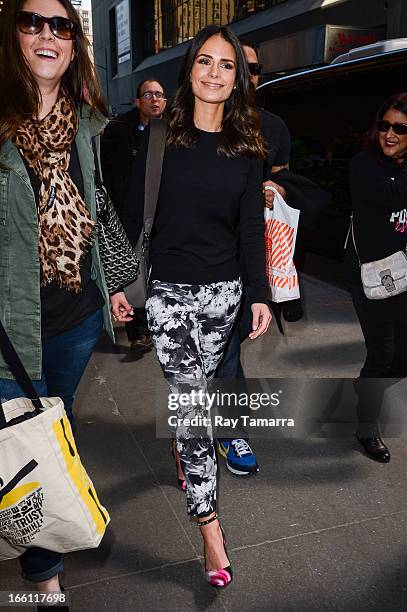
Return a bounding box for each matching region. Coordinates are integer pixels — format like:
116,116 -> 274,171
347,93 -> 407,462
0,0 -> 125,603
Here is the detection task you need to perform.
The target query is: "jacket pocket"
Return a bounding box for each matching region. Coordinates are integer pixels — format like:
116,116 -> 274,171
0,171 -> 10,225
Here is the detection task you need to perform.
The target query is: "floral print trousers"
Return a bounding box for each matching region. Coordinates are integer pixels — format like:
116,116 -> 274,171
146,279 -> 242,517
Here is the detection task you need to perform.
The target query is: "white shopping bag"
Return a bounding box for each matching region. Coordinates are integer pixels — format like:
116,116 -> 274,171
264,187 -> 300,303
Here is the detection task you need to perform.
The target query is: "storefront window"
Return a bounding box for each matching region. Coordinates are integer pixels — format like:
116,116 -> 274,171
145,0 -> 288,56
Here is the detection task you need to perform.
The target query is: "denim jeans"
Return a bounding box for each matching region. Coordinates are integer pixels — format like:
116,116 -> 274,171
0,308 -> 103,582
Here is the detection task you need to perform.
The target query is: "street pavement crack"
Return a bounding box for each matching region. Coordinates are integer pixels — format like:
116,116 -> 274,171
91,358 -> 201,560
229,507 -> 407,554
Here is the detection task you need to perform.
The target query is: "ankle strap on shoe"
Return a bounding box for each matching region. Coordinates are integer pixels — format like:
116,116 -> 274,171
197,513 -> 218,527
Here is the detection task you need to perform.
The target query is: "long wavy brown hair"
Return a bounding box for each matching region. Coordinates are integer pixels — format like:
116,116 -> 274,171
0,0 -> 107,151
167,24 -> 265,159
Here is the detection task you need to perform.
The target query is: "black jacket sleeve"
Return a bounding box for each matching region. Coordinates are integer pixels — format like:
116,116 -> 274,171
120,125 -> 150,246
350,149 -> 407,210
260,110 -> 291,180
239,157 -> 268,305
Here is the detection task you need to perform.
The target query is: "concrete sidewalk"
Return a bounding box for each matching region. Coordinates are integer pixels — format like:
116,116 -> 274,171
2,276 -> 407,611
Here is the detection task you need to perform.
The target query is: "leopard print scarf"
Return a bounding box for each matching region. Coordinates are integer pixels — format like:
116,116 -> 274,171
13,93 -> 95,293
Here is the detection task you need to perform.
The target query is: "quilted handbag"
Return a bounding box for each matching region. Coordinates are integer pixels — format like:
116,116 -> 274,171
92,139 -> 139,294
351,218 -> 407,300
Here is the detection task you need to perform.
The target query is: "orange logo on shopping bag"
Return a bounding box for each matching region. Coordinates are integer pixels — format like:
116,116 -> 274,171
265,218 -> 298,289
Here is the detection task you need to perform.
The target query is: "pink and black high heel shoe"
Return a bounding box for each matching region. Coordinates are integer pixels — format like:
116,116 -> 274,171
198,513 -> 233,588
171,439 -> 187,492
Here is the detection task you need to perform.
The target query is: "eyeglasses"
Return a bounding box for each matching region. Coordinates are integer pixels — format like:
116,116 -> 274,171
139,91 -> 165,100
377,119 -> 407,135
15,11 -> 77,40
248,62 -> 262,76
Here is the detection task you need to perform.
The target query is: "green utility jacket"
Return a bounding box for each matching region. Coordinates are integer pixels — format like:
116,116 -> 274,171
0,105 -> 113,380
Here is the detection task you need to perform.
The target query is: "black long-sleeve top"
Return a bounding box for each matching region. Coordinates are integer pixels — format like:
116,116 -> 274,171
122,127 -> 268,304
347,147 -> 407,285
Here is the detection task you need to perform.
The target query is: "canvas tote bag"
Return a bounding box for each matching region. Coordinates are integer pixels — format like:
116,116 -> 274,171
0,320 -> 110,561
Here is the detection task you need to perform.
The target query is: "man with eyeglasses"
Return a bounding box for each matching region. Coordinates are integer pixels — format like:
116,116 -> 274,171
215,38 -> 292,477
101,79 -> 167,354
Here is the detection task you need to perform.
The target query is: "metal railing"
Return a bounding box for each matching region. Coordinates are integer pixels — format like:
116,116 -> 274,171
143,0 -> 289,57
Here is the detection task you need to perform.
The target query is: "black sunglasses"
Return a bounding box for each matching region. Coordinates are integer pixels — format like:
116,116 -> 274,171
248,62 -> 262,76
377,119 -> 407,135
16,11 -> 77,40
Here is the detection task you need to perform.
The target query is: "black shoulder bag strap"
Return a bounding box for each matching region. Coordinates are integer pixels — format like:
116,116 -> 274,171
143,118 -> 167,238
0,319 -> 44,427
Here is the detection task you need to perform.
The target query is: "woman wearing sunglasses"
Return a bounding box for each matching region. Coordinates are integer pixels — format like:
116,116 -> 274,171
348,93 -> 407,462
0,0 -> 119,602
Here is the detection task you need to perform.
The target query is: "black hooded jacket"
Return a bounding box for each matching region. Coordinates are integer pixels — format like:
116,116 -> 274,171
101,107 -> 146,218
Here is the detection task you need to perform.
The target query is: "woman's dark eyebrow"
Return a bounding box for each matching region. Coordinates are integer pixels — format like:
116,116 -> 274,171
197,53 -> 236,64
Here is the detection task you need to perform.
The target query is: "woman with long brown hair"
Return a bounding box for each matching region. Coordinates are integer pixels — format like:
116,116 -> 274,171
122,24 -> 271,588
0,0 -> 129,599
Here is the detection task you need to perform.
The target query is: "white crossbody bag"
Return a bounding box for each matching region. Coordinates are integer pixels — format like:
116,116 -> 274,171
351,217 -> 407,300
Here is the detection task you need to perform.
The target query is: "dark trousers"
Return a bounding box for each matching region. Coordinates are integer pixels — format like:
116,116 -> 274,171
125,308 -> 149,342
216,295 -> 252,439
216,317 -> 244,379
351,284 -> 407,436
216,289 -> 253,379
0,309 -> 103,582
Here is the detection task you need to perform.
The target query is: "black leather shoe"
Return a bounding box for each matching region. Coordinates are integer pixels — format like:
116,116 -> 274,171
130,335 -> 153,354
357,436 -> 391,463
282,299 -> 304,322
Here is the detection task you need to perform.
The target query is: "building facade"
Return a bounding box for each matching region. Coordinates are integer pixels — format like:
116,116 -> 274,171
71,0 -> 94,58
92,0 -> 407,112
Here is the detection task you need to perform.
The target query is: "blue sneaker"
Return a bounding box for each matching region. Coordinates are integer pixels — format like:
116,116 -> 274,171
217,439 -> 259,476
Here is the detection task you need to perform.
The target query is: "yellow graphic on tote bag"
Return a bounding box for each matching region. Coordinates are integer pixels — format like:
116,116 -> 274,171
0,459 -> 39,509
0,460 -> 44,546
53,415 -> 109,534
0,482 -> 39,510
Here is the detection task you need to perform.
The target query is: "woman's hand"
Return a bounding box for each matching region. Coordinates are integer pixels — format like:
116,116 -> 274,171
263,180 -> 286,209
110,292 -> 134,322
249,303 -> 272,339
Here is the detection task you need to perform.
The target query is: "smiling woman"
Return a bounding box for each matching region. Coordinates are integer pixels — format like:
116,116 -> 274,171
121,24 -> 271,590
346,93 -> 407,464
16,1 -> 75,118
0,0 -> 114,605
